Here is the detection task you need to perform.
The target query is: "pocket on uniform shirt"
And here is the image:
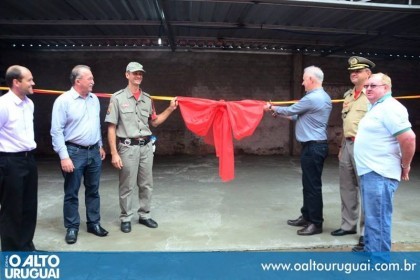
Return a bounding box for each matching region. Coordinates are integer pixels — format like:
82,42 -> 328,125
120,107 -> 135,120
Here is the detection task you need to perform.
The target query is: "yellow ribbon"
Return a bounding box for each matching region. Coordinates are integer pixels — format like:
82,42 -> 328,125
1,86 -> 419,104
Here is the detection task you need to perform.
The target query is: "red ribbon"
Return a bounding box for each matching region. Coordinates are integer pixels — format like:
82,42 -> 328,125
178,97 -> 266,181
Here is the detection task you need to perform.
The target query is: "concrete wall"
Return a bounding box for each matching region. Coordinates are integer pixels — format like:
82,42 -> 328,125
1,50 -> 419,155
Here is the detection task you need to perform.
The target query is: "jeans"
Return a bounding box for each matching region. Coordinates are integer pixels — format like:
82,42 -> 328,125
63,145 -> 102,229
360,171 -> 399,260
300,142 -> 328,226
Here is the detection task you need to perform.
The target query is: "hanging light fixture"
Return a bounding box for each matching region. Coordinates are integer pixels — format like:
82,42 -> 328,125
158,22 -> 163,46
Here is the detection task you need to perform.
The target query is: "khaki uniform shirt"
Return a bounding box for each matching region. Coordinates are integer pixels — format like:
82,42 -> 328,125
105,87 -> 154,138
341,88 -> 369,138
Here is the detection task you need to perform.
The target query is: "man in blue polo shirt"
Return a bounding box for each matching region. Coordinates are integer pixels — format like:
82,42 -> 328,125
354,73 -> 416,261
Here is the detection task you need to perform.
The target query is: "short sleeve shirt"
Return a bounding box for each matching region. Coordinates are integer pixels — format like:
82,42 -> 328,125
341,88 -> 369,138
104,87 -> 155,138
354,94 -> 412,181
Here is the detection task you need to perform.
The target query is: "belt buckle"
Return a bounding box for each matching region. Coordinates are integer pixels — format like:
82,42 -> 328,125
139,139 -> 145,146
124,138 -> 131,145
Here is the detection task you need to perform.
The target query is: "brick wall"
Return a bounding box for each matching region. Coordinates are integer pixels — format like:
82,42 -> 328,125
1,50 -> 419,155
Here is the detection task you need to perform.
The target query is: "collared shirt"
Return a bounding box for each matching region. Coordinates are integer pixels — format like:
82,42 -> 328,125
104,86 -> 156,138
50,87 -> 103,159
0,90 -> 36,152
354,93 -> 412,181
274,88 -> 332,142
341,87 -> 369,138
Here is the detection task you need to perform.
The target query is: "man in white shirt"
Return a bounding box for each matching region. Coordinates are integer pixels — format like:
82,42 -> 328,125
0,65 -> 38,251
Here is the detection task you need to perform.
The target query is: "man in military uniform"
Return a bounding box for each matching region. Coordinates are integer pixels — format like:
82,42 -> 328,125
105,62 -> 177,233
331,56 -> 375,252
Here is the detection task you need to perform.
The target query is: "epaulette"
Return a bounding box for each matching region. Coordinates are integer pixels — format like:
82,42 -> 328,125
142,91 -> 151,99
114,89 -> 124,96
343,88 -> 353,98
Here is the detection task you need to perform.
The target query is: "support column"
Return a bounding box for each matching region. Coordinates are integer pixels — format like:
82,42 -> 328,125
290,53 -> 304,156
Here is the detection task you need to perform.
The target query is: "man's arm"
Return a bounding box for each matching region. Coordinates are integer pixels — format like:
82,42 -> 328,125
50,97 -> 74,172
107,123 -> 123,169
150,97 -> 178,127
397,129 -> 416,181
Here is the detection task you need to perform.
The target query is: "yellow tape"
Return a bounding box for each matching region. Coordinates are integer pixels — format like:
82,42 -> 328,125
1,86 -> 419,104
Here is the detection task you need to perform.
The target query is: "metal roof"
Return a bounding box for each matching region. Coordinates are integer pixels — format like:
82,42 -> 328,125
1,0 -> 420,59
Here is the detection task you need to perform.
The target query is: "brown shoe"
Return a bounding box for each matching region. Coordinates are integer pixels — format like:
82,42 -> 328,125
297,223 -> 322,236
287,216 -> 310,227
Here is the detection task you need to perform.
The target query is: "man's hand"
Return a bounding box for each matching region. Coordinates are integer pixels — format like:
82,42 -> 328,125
263,102 -> 272,112
401,166 -> 411,181
170,97 -> 178,111
111,153 -> 123,170
61,158 -> 74,173
99,147 -> 106,160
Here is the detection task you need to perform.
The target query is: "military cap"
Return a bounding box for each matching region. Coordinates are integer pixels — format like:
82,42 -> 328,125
347,56 -> 375,71
126,62 -> 146,73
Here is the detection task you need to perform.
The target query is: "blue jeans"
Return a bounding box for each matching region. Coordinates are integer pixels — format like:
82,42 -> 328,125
300,142 -> 328,226
63,145 -> 102,229
360,171 -> 399,261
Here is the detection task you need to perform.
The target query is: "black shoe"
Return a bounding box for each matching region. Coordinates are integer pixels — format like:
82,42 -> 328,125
287,216 -> 310,227
358,236 -> 364,246
33,249 -> 48,252
331,228 -> 357,236
139,218 -> 158,228
121,222 -> 131,233
352,245 -> 364,252
65,228 -> 78,244
297,223 -> 323,236
87,224 -> 109,237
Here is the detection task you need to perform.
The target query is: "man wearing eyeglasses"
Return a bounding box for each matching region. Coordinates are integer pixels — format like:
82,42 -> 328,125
331,56 -> 374,253
354,73 -> 416,261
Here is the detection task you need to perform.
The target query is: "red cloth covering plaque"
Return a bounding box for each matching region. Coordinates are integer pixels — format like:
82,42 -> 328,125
177,97 -> 266,181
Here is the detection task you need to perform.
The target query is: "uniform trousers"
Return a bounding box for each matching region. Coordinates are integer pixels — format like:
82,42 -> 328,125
339,139 -> 365,234
63,145 -> 102,229
118,142 -> 154,222
300,142 -> 328,227
0,152 -> 38,251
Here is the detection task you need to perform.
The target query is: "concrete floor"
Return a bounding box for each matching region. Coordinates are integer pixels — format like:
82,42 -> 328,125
33,154 -> 420,252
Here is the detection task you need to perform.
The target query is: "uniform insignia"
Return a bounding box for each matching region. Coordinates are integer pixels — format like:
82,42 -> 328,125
106,103 -> 112,115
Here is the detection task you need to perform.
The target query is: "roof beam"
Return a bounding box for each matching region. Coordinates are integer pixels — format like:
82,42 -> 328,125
176,0 -> 420,11
0,20 -> 161,26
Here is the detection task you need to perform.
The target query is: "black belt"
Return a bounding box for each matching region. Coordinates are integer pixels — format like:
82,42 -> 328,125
119,137 -> 150,146
65,142 -> 98,150
301,140 -> 328,145
0,151 -> 33,157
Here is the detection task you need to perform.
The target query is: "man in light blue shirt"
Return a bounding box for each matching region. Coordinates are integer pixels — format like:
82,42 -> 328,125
51,65 -> 108,244
265,66 -> 332,236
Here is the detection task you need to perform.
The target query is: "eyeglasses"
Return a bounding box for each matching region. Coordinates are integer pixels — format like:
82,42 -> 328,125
363,84 -> 386,89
